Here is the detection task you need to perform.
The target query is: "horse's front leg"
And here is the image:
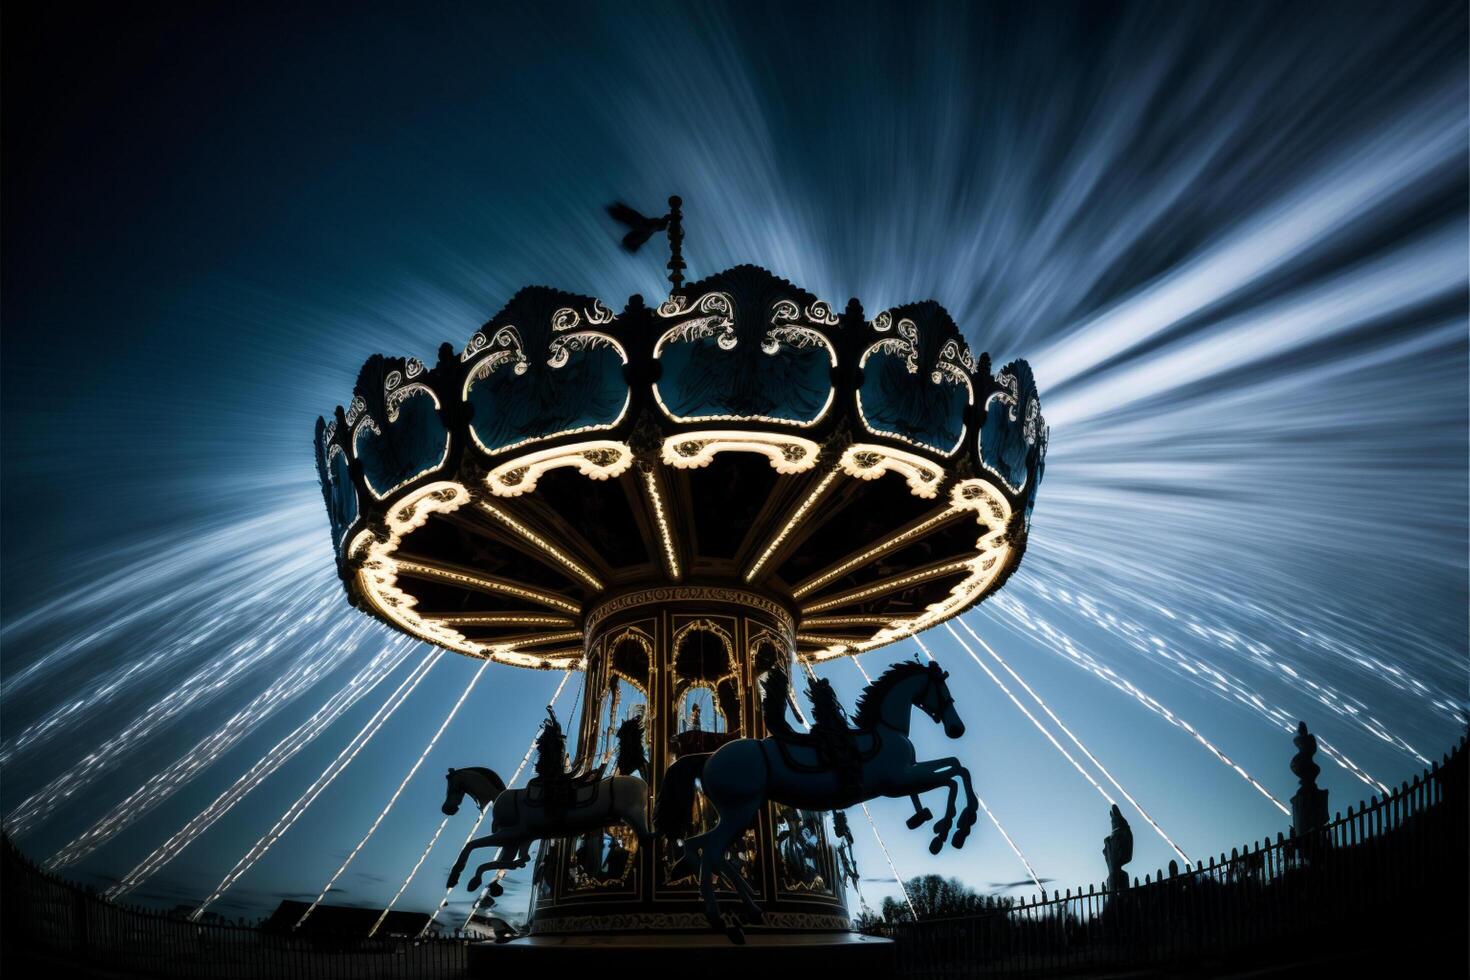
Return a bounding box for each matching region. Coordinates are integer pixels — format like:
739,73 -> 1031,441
905,793 -> 933,830
918,757 -> 980,849
888,762 -> 960,853
929,779 -> 959,853
467,836 -> 529,891
950,761 -> 979,848
448,832 -> 502,888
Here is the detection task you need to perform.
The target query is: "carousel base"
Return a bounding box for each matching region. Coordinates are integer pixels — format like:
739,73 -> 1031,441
468,930 -> 895,977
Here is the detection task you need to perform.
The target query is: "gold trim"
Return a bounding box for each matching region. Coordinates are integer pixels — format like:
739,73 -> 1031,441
586,586 -> 796,637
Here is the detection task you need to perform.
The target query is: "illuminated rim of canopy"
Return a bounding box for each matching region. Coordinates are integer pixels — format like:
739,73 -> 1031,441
316,264 -> 1045,671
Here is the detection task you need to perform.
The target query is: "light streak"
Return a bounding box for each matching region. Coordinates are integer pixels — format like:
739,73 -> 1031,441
295,656 -> 492,929
955,616 -> 1190,865
49,615 -> 379,871
8,584 -> 345,840
369,814 -> 451,937
106,635 -> 413,898
983,597 -> 1292,814
190,645 -> 443,920
928,629 -> 1118,808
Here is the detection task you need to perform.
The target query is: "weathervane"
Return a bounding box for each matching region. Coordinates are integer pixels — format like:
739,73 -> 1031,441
607,195 -> 686,289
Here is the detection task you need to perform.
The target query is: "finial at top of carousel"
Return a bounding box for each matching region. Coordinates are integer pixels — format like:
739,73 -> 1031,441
314,197 -> 1047,670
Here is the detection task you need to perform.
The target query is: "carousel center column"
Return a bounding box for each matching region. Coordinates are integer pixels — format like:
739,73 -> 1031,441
526,585 -> 851,936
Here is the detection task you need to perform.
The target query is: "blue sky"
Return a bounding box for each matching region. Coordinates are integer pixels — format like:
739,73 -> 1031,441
2,1 -> 1465,925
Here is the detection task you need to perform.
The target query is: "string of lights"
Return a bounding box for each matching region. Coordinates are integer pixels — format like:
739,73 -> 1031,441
191,645 -> 443,921
981,603 -> 1293,815
106,635 -> 412,900
295,656 -> 492,929
954,617 -> 1190,865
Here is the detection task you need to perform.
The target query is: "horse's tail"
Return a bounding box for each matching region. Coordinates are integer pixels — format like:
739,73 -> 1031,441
653,753 -> 710,838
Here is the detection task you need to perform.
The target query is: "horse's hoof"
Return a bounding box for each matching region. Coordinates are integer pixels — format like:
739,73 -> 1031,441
488,881 -> 504,897
906,808 -> 932,830
929,835 -> 945,855
952,828 -> 970,849
468,874 -> 483,892
724,923 -> 746,945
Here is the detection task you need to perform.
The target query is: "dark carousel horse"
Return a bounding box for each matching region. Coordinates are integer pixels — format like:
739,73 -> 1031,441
655,659 -> 975,941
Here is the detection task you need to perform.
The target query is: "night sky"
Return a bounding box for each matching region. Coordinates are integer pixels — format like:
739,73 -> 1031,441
3,2 -> 1466,925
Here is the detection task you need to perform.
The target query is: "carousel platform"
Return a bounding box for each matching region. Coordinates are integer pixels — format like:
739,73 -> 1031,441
467,931 -> 895,977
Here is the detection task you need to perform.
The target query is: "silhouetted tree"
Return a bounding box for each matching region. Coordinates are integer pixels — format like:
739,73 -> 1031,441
879,874 -> 990,921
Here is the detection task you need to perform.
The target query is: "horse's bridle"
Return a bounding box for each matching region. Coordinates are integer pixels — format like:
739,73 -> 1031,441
915,665 -> 954,725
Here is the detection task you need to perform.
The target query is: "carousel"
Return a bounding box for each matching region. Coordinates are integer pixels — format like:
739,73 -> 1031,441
313,199 -> 1046,954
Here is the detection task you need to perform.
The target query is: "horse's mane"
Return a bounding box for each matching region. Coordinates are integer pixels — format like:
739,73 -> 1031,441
456,766 -> 506,794
852,660 -> 930,730
462,766 -> 499,782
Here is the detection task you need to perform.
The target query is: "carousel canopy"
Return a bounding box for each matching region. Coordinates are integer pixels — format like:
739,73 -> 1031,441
315,264 -> 1046,670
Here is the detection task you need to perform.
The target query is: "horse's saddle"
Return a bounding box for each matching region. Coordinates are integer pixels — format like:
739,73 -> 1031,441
768,728 -> 882,773
525,775 -> 601,811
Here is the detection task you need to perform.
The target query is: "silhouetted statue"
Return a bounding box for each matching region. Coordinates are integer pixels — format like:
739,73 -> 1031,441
1103,804 -> 1133,893
655,660 -> 975,942
690,702 -> 703,732
442,705 -> 651,896
1290,721 -> 1329,841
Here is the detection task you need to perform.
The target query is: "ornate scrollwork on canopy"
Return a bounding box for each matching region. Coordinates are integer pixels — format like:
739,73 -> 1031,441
858,301 -> 976,456
653,266 -> 838,427
314,263 -> 1046,671
462,287 -> 630,456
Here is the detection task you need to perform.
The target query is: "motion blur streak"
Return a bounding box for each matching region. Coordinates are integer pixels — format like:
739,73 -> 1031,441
6,569 -> 347,840
984,596 -> 1289,815
957,617 -> 1189,865
104,637 -> 414,899
996,572 -> 1396,794
191,644 -> 441,920
45,614 -> 380,870
295,657 -> 491,929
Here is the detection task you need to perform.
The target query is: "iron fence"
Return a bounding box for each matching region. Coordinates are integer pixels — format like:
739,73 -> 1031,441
2,841 -> 476,979
876,736 -> 1467,977
4,736 -> 1464,978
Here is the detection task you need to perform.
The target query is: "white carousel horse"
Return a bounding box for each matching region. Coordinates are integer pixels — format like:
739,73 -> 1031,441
442,765 -> 651,893
654,659 -> 975,941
